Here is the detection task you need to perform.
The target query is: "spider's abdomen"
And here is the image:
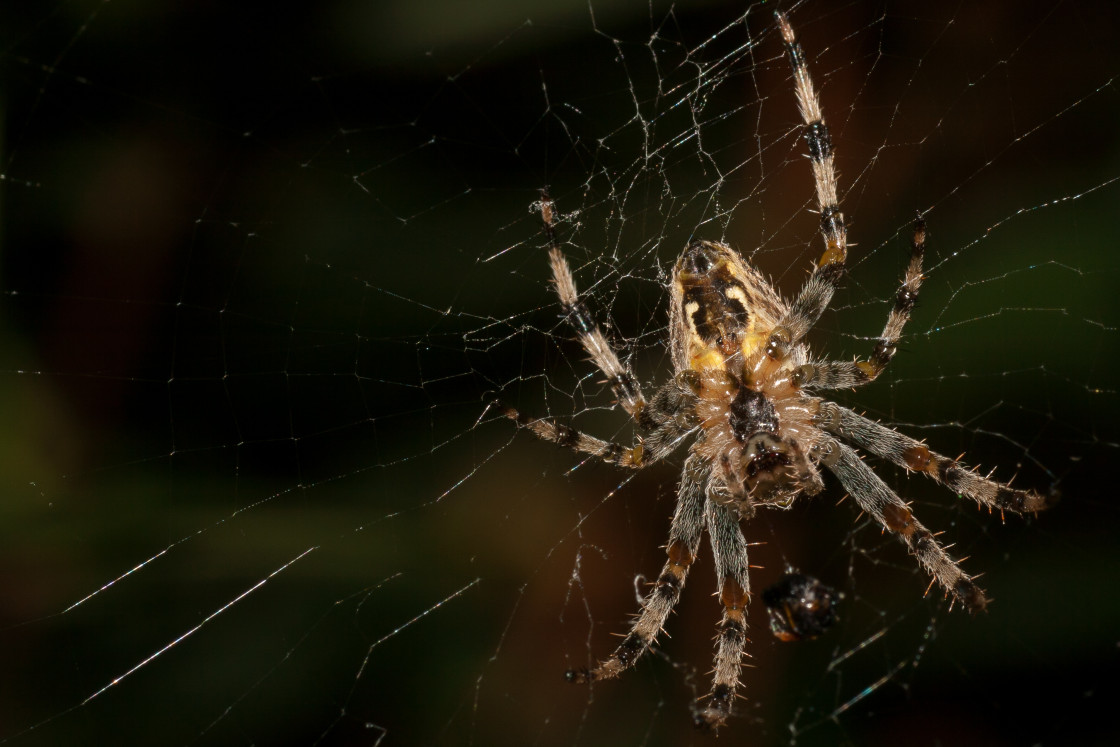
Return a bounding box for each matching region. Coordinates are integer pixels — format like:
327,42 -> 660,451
669,240 -> 786,373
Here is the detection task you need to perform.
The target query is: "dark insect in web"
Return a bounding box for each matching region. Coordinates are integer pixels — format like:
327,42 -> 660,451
762,572 -> 839,642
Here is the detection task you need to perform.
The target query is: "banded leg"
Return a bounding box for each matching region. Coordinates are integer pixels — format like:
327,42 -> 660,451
695,501 -> 751,731
825,441 -> 988,612
818,402 -> 1056,514
774,12 -> 849,346
502,404 -> 646,468
501,372 -> 699,468
803,217 -> 928,390
566,454 -> 709,682
539,191 -> 646,419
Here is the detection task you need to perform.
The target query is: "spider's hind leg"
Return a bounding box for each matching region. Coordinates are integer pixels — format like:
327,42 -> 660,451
694,500 -> 752,731
565,454 -> 708,682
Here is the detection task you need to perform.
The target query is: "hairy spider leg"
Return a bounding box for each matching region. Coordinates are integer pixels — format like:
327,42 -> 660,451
826,441 -> 988,612
538,191 -> 647,420
500,370 -> 700,468
773,12 -> 849,347
806,217 -> 928,389
694,501 -> 752,731
818,402 -> 1057,514
565,454 -> 709,682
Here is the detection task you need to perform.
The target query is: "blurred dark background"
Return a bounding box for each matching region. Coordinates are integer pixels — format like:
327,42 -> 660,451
0,1 -> 1117,745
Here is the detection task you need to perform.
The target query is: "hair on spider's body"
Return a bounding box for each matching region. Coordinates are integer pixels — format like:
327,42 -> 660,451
501,11 -> 1056,733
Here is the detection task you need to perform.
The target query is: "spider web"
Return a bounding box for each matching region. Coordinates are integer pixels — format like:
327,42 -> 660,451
1,1 -> 1117,745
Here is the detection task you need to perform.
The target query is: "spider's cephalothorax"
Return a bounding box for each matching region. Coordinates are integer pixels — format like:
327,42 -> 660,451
500,11 -> 1057,732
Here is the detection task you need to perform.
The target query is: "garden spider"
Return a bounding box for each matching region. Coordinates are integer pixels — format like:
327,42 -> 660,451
503,11 -> 1055,731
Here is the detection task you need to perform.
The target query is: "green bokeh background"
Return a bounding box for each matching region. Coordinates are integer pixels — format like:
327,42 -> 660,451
0,1 -> 1117,745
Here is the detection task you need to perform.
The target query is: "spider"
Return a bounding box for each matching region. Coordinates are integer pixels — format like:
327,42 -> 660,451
502,11 -> 1055,731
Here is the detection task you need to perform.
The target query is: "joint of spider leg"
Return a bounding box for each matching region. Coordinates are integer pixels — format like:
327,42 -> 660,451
765,326 -> 792,360
601,441 -> 644,468
870,338 -> 897,366
789,363 -> 817,389
803,121 -> 833,162
718,618 -> 747,653
812,438 -> 841,468
819,205 -> 844,239
902,442 -> 933,472
817,208 -> 848,268
555,423 -> 582,449
560,297 -> 596,337
667,539 -> 697,570
538,197 -> 561,254
612,633 -> 646,669
775,11 -> 802,66
675,369 -> 703,396
655,570 -> 683,603
881,502 -> 916,536
608,370 -> 641,408
596,441 -> 645,470
911,213 -> 928,251
812,402 -> 842,435
720,577 -> 750,613
894,286 -> 919,315
854,360 -> 876,380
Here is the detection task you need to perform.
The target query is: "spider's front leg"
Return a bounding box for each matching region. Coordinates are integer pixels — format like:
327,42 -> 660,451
774,11 -> 848,347
776,13 -> 924,389
566,453 -> 708,682
500,191 -> 704,469
805,217 -> 928,390
538,191 -> 647,422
